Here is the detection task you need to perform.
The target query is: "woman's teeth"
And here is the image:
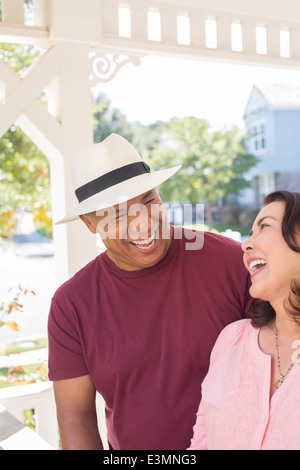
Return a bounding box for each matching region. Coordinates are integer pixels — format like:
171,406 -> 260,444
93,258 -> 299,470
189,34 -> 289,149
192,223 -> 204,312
249,259 -> 267,273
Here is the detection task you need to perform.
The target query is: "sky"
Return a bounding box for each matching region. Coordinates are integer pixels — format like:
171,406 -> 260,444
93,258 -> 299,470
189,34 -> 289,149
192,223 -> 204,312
94,54 -> 300,130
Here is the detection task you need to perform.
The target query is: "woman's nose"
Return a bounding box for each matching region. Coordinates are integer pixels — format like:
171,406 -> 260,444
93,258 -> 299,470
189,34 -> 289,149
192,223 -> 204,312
241,236 -> 253,253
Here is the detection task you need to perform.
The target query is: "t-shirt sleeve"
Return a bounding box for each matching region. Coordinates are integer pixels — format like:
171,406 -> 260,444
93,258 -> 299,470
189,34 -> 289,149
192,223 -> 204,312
47,293 -> 89,381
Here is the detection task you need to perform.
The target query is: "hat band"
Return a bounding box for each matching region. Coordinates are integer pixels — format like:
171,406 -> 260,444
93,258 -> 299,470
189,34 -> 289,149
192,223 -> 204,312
75,161 -> 151,203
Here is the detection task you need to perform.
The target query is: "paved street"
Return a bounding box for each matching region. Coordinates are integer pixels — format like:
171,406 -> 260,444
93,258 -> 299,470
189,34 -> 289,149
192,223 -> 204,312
0,236 -> 56,348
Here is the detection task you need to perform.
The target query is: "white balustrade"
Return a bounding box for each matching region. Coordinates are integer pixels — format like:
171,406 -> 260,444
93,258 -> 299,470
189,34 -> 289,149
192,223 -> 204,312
0,383 -> 58,449
0,381 -> 109,450
99,0 -> 300,67
0,0 -> 299,67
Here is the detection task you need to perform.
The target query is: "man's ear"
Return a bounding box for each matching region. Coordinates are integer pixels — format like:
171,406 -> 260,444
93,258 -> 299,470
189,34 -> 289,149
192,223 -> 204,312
79,215 -> 97,234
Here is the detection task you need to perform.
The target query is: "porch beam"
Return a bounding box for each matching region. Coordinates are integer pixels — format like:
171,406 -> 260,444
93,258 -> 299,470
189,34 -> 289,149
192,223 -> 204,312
15,99 -> 62,159
0,45 -> 60,140
1,0 -> 25,24
0,24 -> 49,46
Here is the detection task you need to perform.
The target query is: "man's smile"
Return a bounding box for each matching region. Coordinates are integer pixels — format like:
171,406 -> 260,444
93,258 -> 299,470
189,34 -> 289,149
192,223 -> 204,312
130,234 -> 156,251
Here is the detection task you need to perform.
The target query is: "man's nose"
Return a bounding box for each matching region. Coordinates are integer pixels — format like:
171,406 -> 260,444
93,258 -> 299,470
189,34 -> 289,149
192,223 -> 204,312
128,203 -> 151,237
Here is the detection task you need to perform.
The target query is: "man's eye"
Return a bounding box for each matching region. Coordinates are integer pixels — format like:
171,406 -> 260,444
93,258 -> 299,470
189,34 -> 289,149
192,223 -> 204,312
147,198 -> 162,206
116,214 -> 126,220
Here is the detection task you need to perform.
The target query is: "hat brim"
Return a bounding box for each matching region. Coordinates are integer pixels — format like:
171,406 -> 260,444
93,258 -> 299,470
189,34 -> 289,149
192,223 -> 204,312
55,165 -> 181,224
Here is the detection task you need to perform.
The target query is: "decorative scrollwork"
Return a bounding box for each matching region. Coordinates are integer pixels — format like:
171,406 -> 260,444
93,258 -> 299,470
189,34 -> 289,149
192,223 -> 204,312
89,52 -> 141,86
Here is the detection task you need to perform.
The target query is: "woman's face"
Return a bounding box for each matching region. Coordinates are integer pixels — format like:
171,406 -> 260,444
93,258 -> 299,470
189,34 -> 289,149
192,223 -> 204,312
242,201 -> 300,306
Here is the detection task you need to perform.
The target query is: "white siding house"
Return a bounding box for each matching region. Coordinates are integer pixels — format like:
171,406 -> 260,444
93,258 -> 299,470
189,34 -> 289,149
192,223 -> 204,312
242,84 -> 300,207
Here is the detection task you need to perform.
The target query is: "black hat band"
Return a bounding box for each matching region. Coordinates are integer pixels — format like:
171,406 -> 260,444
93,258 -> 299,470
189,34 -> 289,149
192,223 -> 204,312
75,161 -> 151,203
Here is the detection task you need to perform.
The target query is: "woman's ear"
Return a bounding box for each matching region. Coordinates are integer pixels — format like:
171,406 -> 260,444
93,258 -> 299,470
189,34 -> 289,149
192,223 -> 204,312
79,215 -> 97,234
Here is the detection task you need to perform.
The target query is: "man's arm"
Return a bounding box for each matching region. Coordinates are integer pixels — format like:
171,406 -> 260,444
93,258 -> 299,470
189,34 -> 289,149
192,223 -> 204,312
53,374 -> 104,450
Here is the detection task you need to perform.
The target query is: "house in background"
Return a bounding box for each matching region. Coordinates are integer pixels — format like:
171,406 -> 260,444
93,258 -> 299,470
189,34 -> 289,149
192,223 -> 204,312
241,84 -> 300,208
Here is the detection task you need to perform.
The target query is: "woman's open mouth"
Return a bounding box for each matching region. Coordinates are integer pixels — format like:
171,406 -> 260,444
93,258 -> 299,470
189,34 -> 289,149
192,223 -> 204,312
249,258 -> 268,276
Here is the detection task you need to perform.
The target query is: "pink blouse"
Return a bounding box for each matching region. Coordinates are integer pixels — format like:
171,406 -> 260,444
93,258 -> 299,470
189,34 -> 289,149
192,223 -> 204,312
188,319 -> 300,450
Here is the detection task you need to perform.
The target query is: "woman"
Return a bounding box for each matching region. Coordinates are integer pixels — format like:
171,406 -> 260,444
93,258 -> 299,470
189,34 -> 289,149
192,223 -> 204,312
188,190 -> 300,450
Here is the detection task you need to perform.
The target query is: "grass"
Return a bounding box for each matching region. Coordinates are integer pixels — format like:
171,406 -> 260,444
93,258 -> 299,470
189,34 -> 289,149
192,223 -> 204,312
0,337 -> 48,389
3,337 -> 48,355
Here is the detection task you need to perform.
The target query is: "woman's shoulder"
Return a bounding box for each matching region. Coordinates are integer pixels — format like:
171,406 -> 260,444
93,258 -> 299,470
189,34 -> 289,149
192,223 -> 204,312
211,319 -> 254,363
220,318 -> 253,338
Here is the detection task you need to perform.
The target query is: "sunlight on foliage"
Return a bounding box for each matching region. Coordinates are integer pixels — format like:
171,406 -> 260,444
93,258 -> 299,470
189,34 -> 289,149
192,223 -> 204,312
0,285 -> 36,331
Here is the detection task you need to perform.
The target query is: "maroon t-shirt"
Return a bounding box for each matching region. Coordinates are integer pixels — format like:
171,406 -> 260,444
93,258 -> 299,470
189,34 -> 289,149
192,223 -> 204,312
48,227 -> 252,450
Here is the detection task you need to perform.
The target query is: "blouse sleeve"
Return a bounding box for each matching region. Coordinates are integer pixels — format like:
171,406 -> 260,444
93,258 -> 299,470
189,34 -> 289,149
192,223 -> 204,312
187,319 -> 251,450
187,400 -> 208,450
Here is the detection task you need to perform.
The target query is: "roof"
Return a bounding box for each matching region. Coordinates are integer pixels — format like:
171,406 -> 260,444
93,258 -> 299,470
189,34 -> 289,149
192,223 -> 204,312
257,84 -> 300,108
243,84 -> 300,118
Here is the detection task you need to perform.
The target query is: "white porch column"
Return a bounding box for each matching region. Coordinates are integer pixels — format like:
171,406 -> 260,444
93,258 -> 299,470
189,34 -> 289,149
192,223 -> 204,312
50,42 -> 97,283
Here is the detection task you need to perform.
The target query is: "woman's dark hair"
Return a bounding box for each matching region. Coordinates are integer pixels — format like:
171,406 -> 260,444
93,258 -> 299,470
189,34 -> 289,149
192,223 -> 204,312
249,190 -> 300,328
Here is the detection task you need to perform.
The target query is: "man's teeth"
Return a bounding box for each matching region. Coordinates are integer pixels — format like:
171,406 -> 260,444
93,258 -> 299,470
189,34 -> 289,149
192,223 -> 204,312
131,237 -> 155,250
249,259 -> 267,272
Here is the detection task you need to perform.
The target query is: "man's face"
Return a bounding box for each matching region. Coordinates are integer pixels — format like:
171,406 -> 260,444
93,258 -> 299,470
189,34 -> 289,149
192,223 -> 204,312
83,189 -> 172,271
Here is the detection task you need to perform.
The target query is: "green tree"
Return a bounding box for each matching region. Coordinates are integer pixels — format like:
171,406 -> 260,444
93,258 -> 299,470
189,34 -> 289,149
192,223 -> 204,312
93,93 -> 162,160
93,93 -> 134,143
0,125 -> 51,237
149,116 -> 258,229
0,42 -> 51,238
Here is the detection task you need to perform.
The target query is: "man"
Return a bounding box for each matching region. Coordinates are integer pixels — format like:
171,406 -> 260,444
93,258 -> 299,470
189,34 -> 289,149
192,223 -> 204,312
48,133 -> 252,450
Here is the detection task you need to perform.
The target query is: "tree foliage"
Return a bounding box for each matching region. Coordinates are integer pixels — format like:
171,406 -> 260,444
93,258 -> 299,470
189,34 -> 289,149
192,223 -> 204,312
0,42 -> 51,238
149,117 -> 258,229
93,93 -> 134,144
93,93 -> 162,160
0,125 -> 51,236
0,39 -> 258,238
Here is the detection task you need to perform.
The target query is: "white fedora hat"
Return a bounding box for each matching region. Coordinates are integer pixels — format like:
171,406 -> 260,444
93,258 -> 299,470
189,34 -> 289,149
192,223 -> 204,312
56,133 -> 181,224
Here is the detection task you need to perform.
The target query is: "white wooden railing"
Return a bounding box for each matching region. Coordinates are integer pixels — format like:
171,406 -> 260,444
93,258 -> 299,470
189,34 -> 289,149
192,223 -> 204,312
0,382 -> 58,450
99,0 -> 300,68
0,384 -> 110,450
1,0 -> 300,68
0,401 -> 55,450
0,381 -> 109,450
0,348 -> 108,450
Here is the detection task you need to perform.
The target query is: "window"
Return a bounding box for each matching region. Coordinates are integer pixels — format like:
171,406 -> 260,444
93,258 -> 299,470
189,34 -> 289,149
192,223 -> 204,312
259,173 -> 276,202
250,122 -> 267,154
